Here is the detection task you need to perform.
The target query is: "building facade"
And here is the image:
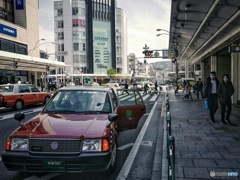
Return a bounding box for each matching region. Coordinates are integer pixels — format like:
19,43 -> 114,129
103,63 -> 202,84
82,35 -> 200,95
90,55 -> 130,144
0,0 -> 40,84
115,7 -> 127,74
54,0 -> 122,77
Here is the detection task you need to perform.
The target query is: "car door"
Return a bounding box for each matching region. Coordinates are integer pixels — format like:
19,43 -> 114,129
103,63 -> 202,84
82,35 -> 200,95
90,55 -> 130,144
115,89 -> 146,131
18,85 -> 33,105
28,85 -> 42,103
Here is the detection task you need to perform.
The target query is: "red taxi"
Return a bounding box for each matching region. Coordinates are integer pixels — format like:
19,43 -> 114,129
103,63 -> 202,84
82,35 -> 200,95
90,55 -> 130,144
2,86 -> 146,173
0,84 -> 51,110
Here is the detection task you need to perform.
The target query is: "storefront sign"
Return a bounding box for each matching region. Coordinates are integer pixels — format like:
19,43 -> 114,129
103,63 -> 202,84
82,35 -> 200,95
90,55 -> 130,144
0,24 -> 17,37
16,0 -> 24,10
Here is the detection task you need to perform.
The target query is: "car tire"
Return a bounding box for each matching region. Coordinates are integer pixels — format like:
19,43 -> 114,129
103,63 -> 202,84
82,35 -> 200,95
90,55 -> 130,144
14,100 -> 23,110
43,96 -> 50,105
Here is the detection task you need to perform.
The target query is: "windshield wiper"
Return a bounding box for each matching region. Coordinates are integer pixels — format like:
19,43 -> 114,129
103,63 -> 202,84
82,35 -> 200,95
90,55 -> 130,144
45,110 -> 78,114
77,111 -> 111,114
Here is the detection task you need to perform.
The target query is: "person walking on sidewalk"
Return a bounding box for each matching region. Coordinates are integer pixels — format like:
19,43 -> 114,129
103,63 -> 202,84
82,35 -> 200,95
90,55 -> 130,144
196,78 -> 204,99
182,81 -> 193,100
203,71 -> 220,122
218,74 -> 235,125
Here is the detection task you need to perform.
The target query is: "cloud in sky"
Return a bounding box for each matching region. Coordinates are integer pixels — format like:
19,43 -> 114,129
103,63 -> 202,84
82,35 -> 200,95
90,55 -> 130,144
39,0 -> 171,61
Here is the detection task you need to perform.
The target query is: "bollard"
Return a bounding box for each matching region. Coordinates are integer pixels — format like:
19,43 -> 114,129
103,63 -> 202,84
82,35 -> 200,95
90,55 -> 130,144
166,100 -> 170,112
166,111 -> 171,136
168,136 -> 175,180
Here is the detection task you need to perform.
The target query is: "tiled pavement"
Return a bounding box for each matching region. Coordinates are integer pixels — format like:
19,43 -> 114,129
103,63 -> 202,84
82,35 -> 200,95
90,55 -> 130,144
165,91 -> 240,179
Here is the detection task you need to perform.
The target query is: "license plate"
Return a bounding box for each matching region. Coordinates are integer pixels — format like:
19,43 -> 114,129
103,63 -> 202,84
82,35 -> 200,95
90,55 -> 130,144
43,160 -> 65,172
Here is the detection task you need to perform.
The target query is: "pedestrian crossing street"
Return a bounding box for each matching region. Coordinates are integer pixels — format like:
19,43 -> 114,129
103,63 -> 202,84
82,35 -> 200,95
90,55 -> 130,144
118,93 -> 158,102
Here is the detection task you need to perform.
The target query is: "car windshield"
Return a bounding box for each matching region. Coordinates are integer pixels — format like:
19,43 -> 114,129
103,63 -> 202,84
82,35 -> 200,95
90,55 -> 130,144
0,85 -> 14,92
43,90 -> 112,114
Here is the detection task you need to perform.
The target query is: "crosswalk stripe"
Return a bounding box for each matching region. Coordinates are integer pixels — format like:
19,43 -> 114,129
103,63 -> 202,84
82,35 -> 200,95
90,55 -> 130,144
149,94 -> 158,101
142,94 -> 150,101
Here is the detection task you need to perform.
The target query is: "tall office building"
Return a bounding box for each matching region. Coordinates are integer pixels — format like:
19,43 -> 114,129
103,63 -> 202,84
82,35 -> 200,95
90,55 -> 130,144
54,0 -> 127,76
116,7 -> 127,74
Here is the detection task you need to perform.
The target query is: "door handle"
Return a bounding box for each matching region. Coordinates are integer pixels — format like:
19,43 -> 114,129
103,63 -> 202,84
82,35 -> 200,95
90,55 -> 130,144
140,108 -> 145,111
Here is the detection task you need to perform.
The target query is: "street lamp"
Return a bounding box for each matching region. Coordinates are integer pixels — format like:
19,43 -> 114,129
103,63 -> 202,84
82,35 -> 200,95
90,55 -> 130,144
28,38 -> 45,54
156,29 -> 170,33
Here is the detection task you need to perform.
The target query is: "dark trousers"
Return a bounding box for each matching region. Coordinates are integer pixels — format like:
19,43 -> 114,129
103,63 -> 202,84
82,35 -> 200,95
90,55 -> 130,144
196,89 -> 203,99
220,98 -> 232,121
208,94 -> 218,119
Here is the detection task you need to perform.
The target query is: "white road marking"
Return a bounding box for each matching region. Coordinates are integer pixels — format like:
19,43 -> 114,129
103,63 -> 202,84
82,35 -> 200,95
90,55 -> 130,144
141,141 -> 153,147
118,143 -> 134,150
120,94 -> 135,101
0,107 -> 42,121
142,94 -> 150,101
149,94 -> 158,101
24,173 -> 60,180
117,99 -> 158,180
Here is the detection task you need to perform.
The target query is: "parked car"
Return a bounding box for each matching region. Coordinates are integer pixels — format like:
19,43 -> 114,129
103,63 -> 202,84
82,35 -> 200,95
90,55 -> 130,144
2,86 -> 146,173
0,84 -> 51,110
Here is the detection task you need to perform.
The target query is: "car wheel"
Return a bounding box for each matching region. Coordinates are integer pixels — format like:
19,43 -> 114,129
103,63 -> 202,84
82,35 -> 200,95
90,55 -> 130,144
109,142 -> 117,171
43,96 -> 50,105
14,100 -> 23,110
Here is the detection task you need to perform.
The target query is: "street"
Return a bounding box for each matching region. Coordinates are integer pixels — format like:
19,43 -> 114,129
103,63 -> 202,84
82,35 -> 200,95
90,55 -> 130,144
0,93 -> 159,180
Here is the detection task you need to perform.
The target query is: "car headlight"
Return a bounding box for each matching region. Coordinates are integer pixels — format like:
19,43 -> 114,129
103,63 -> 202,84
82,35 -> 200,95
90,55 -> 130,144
82,139 -> 102,152
11,138 -> 29,151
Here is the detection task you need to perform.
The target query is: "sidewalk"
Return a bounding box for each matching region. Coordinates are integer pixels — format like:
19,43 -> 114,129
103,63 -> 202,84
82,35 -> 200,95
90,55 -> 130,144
165,91 -> 240,179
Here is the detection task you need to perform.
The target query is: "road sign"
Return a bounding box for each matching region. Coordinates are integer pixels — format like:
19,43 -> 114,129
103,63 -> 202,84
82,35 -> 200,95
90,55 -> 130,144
56,51 -> 68,56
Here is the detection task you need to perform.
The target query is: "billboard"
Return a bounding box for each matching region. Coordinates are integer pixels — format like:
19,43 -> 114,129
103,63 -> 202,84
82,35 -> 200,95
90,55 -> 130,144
93,20 -> 112,74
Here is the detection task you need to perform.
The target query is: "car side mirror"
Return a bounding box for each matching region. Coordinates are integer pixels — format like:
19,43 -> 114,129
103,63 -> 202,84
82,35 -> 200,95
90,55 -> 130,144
14,113 -> 25,126
108,114 -> 118,122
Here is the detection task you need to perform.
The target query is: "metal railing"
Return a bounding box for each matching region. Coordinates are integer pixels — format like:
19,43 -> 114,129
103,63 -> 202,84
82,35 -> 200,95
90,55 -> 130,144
165,92 -> 175,180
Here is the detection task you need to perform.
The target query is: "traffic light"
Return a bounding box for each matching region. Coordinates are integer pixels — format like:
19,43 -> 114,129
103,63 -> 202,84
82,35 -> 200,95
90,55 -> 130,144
46,66 -> 50,71
142,50 -> 153,57
13,62 -> 18,69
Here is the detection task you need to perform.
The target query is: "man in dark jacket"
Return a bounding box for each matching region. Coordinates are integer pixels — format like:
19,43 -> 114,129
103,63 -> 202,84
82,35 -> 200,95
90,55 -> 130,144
218,74 -> 234,125
196,78 -> 203,99
203,71 -> 220,122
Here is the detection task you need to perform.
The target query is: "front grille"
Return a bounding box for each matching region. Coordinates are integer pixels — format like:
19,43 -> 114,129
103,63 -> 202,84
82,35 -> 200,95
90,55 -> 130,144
29,139 -> 81,154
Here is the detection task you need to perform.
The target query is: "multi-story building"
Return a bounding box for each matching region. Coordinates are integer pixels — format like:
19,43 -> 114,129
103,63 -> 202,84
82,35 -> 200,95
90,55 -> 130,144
115,7 -> 127,74
0,0 -> 65,86
54,0 -> 125,78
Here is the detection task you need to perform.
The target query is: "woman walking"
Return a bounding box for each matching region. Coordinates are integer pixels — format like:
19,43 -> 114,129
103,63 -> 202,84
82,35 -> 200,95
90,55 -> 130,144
218,74 -> 235,125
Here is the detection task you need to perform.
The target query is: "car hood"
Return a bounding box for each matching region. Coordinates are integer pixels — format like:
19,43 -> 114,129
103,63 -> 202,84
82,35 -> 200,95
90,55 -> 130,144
12,113 -> 109,138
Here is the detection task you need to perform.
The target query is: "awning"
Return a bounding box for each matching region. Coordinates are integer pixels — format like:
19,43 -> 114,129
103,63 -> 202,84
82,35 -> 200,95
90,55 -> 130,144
0,50 -> 67,72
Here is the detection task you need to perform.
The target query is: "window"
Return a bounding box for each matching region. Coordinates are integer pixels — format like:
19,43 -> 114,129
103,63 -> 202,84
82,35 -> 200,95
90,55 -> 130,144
73,31 -> 79,39
73,43 -> 79,51
83,43 -> 85,51
19,85 -> 30,93
58,44 -> 64,51
57,8 -> 63,16
58,20 -> 63,28
72,7 -> 78,15
29,86 -> 40,92
58,32 -> 64,40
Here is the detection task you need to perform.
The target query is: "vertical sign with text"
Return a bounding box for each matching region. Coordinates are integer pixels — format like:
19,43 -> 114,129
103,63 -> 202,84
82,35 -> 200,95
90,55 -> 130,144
16,0 -> 24,10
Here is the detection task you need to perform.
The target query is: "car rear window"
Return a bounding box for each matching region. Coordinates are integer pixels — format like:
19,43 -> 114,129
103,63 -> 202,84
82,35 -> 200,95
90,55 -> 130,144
0,85 -> 14,92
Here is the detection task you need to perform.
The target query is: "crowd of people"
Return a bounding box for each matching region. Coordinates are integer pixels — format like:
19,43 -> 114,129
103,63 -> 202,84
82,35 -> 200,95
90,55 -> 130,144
173,71 -> 235,126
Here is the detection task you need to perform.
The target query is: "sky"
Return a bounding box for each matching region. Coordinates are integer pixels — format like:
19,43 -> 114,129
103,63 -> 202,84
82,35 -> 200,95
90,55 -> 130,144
39,0 -> 171,62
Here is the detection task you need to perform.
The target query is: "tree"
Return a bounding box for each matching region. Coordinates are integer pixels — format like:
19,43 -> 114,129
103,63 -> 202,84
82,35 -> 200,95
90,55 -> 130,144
107,68 -> 116,80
